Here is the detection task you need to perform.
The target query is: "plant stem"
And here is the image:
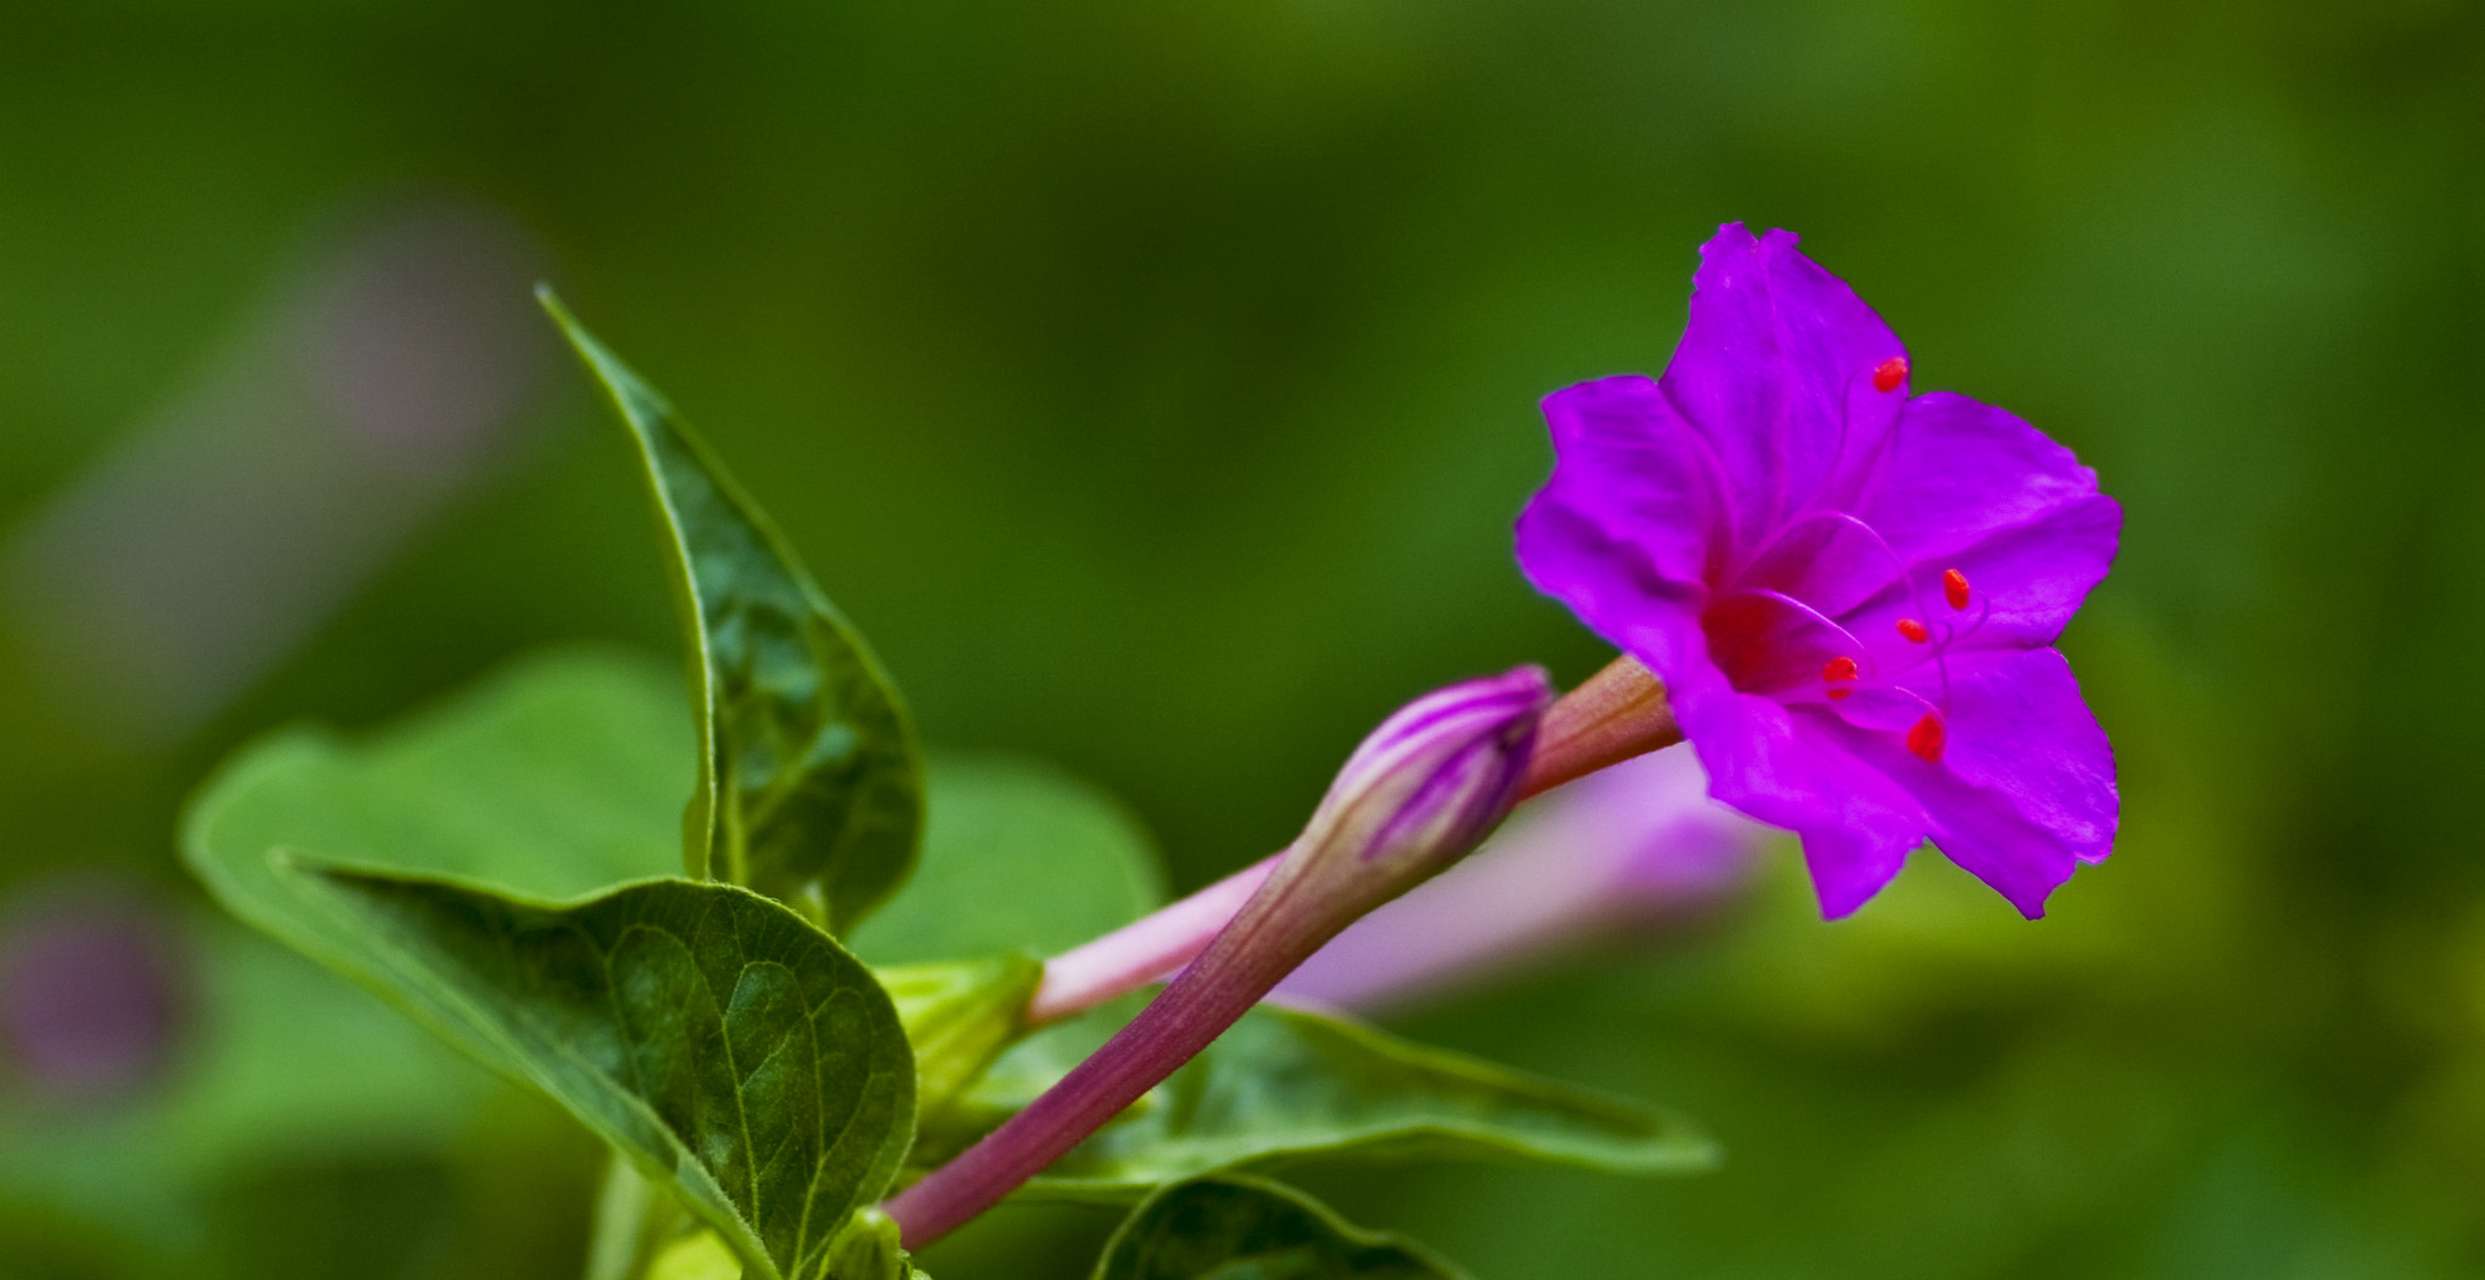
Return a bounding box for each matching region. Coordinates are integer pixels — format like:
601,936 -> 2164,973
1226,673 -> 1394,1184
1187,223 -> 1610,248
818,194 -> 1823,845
888,666 -> 1577,1246
883,862 -> 1314,1246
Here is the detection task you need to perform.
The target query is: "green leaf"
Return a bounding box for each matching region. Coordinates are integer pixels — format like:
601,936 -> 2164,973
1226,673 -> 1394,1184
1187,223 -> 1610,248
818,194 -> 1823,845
183,648 -> 689,905
181,654 -> 1151,950
544,293 -> 923,934
179,650 -> 1178,1265
875,956 -> 1043,1130
849,753 -> 1164,966
987,1003 -> 1714,1201
1093,1175 -> 1468,1280
196,857 -> 913,1280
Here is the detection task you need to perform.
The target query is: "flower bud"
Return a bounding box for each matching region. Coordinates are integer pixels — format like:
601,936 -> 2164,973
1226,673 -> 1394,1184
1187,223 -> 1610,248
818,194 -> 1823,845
1271,666 -> 1554,930
886,667 -> 1552,1248
1029,656 -> 1662,1025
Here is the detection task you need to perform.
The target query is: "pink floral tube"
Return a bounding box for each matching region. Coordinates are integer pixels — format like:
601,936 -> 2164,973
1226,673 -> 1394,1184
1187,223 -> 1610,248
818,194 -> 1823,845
1274,743 -> 1770,1013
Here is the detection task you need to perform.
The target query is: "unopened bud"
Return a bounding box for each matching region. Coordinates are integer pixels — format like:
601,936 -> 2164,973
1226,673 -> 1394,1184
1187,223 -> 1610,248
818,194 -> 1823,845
1030,656 -> 1665,1026
1279,666 -> 1554,926
886,667 -> 1552,1247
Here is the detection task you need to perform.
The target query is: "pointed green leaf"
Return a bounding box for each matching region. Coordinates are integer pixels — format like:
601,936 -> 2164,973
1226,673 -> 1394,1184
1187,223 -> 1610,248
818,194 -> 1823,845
183,649 -> 690,905
178,650 -> 1184,1264
1094,1175 -> 1468,1280
544,293 -> 923,934
982,1003 -> 1714,1201
233,865 -> 913,1280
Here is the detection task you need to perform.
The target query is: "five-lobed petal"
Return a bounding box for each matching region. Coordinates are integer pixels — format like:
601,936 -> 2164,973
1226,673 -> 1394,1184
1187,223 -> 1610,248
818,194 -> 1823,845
1515,223 -> 2120,918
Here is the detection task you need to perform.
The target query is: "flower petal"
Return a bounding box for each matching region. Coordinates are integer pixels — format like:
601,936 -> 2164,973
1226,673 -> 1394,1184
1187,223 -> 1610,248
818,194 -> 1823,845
1940,646 -> 2117,862
1839,647 -> 2117,916
1673,686 -> 1931,919
1849,390 -> 2120,638
1518,375 -> 1730,589
1797,816 -> 1917,921
1661,224 -> 1909,548
1861,392 -> 2104,557
1838,493 -> 2121,654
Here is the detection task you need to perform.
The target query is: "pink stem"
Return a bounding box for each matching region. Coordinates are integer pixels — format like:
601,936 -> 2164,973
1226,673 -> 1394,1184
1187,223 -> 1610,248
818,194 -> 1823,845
885,868 -> 1314,1246
1027,856 -> 1278,1024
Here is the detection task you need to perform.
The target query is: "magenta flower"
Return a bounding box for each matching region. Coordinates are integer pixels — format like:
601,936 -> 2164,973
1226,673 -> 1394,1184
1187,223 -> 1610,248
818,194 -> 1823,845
1515,224 -> 2119,918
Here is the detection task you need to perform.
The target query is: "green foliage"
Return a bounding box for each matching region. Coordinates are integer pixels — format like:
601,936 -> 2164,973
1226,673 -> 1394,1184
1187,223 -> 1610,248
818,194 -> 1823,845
163,307 -> 1705,1279
857,755 -> 1168,1179
986,1003 -> 1711,1201
179,651 -> 1154,954
1094,1175 -> 1467,1280
848,755 -> 1164,966
182,667 -> 917,1280
877,956 -> 1044,1134
252,867 -> 913,1280
182,649 -> 688,903
544,294 -> 923,935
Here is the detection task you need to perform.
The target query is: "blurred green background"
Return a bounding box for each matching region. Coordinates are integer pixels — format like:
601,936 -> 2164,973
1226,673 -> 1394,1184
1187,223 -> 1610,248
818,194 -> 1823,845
1,0 -> 2482,1276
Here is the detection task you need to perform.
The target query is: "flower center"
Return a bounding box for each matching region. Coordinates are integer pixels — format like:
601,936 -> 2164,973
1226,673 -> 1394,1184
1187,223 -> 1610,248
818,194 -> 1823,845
1700,522 -> 1984,765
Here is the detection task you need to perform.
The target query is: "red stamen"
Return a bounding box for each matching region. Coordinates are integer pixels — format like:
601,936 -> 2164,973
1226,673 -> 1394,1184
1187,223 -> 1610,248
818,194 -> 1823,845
1896,618 -> 1930,644
1822,656 -> 1859,683
1827,688 -> 1854,702
1906,712 -> 1946,762
1942,567 -> 1971,611
1871,355 -> 1909,393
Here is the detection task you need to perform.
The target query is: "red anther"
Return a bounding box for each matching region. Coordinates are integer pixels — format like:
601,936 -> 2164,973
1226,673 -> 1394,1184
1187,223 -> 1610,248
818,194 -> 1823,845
1896,618 -> 1930,644
1906,712 -> 1946,762
1827,687 -> 1854,702
1822,655 -> 1859,683
1871,355 -> 1909,393
1942,568 -> 1971,611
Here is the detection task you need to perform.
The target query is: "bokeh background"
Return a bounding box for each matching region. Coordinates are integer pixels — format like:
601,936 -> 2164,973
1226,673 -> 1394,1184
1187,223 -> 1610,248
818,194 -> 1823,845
3,0 -> 2482,1276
